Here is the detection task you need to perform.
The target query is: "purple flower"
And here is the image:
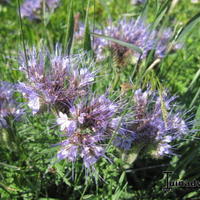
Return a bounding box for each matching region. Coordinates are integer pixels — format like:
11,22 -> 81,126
57,140 -> 78,162
56,94 -> 121,168
57,112 -> 77,134
81,145 -> 104,168
57,134 -> 104,168
75,18 -> 180,63
20,0 -> 60,20
20,0 -> 41,20
17,47 -> 96,114
154,142 -> 172,157
113,135 -> 134,150
57,94 -> 119,136
0,82 -> 23,128
114,88 -> 190,157
95,18 -> 176,61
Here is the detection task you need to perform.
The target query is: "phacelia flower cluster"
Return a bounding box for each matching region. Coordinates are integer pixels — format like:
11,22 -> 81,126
75,18 -> 180,63
17,47 -> 96,114
96,18 -> 180,61
20,0 -> 60,20
56,95 -> 121,168
0,82 -> 23,128
114,88 -> 189,158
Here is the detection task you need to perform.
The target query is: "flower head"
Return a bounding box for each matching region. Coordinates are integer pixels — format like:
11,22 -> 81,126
56,94 -> 121,168
56,94 -> 120,137
57,134 -> 104,169
0,82 -> 23,128
114,88 -> 189,157
96,18 -> 176,61
17,47 -> 96,114
20,0 -> 60,20
75,18 -> 180,64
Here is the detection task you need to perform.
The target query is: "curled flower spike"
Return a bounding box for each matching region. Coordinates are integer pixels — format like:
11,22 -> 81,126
114,88 -> 190,158
17,47 -> 96,114
20,0 -> 60,20
75,18 -> 181,64
0,82 -> 23,128
56,94 -> 122,168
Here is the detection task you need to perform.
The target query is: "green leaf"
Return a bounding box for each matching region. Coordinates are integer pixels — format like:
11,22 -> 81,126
83,0 -> 92,52
82,194 -> 94,199
189,87 -> 200,108
150,7 -> 168,31
159,88 -> 168,125
54,163 -> 71,187
38,198 -> 60,200
193,104 -> 200,129
92,33 -> 143,54
119,171 -> 126,184
0,162 -> 20,170
175,12 -> 200,41
159,0 -> 171,13
188,67 -> 200,90
140,0 -> 149,19
65,0 -> 74,54
84,22 -> 92,52
183,191 -> 199,199
121,145 -> 143,169
150,0 -> 171,31
112,183 -> 128,200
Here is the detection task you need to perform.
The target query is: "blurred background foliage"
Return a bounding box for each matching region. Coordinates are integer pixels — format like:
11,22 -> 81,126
0,0 -> 200,199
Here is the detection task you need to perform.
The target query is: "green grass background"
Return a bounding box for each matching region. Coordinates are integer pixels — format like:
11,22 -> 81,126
0,0 -> 200,199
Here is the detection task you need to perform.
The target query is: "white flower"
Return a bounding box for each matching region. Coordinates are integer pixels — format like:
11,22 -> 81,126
57,112 -> 77,134
163,136 -> 172,143
79,68 -> 94,87
28,94 -> 40,115
157,143 -> 171,155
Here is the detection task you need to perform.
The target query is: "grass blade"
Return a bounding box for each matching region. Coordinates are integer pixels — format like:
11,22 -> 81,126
65,0 -> 74,54
188,67 -> 200,90
175,12 -> 200,41
83,0 -> 92,52
189,87 -> 200,108
92,33 -> 143,54
193,103 -> 200,129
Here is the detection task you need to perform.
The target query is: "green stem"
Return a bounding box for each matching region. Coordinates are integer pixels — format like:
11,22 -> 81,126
112,67 -> 121,90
